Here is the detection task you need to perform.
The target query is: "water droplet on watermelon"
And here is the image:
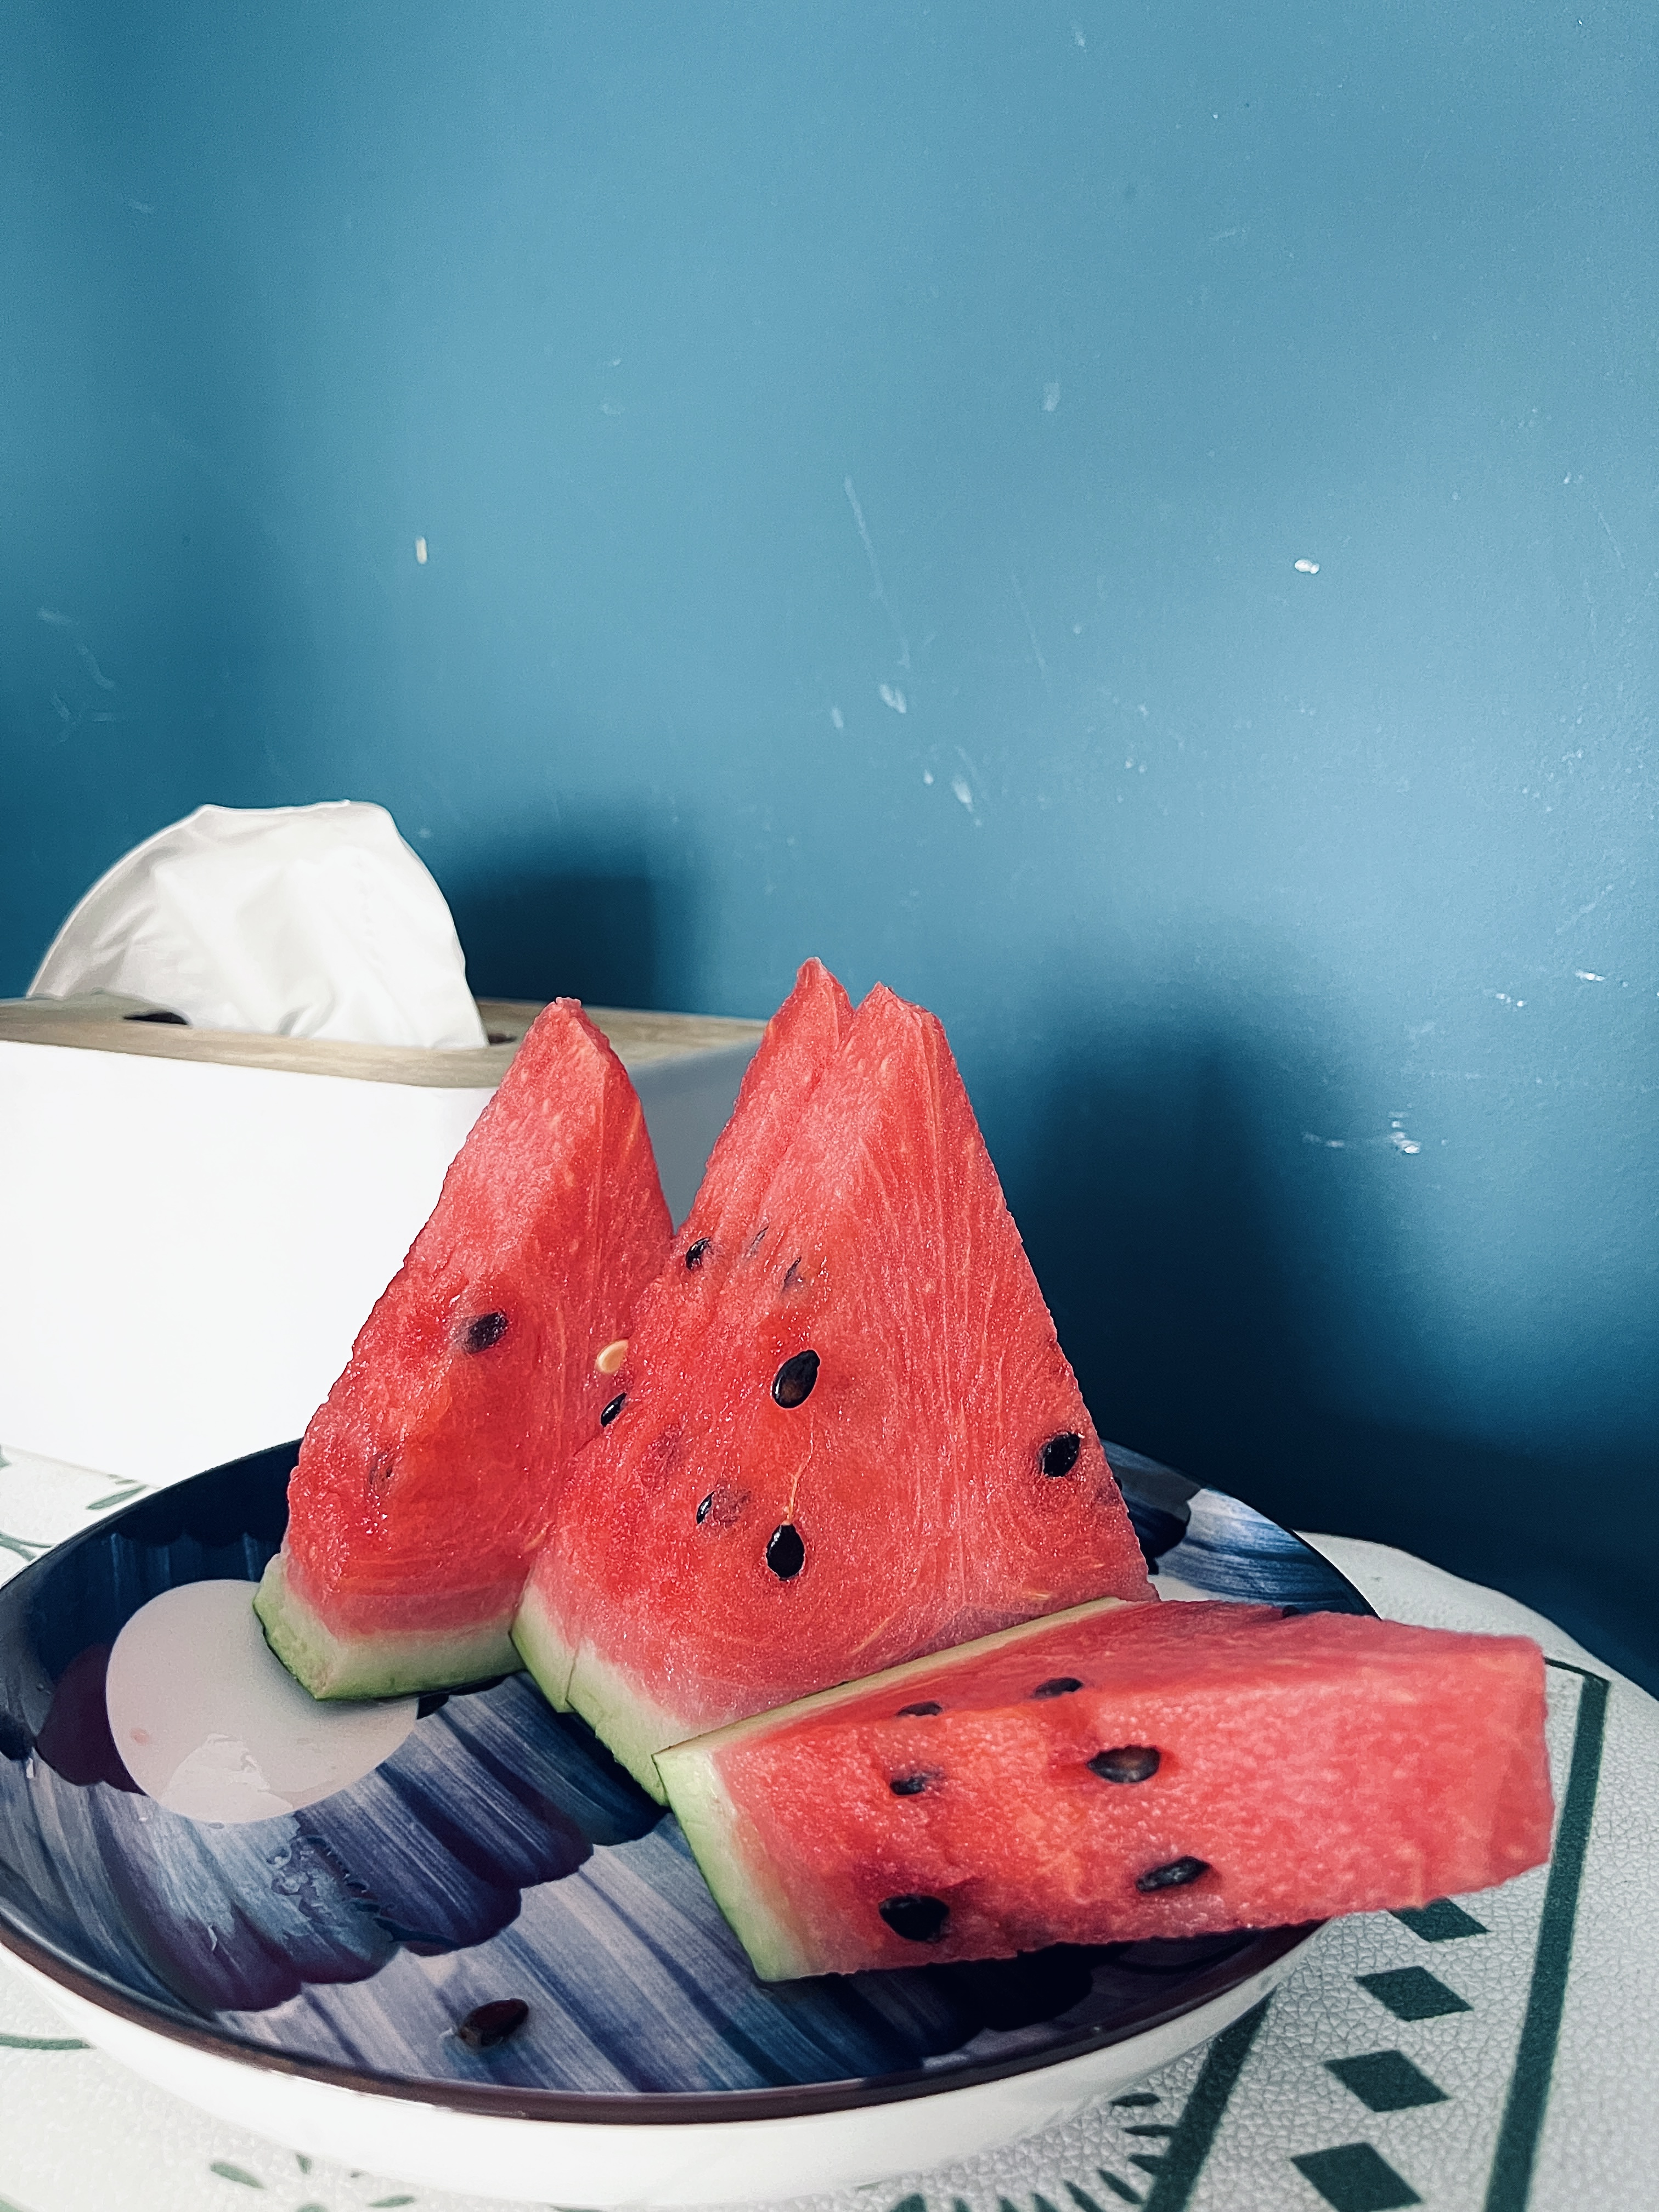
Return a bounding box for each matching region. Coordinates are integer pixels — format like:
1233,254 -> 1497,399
594,1338 -> 629,1376
879,1893 -> 950,1943
1089,1745 -> 1160,1784
1040,1431 -> 1082,1477
455,1997 -> 530,2049
685,1239 -> 712,1270
765,1522 -> 806,1578
460,1311 -> 509,1354
600,1393 -> 625,1426
1135,1855 -> 1209,1893
889,1772 -> 936,1796
897,1701 -> 943,1717
772,1350 -> 820,1407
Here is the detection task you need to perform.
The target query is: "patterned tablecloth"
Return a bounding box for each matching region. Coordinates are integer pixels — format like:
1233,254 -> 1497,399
1,1442 -> 1654,2212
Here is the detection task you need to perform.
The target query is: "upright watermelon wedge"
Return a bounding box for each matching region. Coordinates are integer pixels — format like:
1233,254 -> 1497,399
514,980 -> 1153,1797
256,1000 -> 671,1699
657,1596 -> 1553,1979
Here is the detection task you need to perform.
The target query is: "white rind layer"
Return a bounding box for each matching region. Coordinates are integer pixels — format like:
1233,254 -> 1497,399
513,1577 -> 716,1804
654,1593 -> 1135,1977
253,1550 -> 519,1701
507,1575 -> 577,1714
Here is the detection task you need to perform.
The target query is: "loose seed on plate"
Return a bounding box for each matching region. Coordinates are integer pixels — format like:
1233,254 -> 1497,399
772,1350 -> 820,1407
765,1523 -> 805,1578
879,1894 -> 950,1943
897,1701 -> 943,1717
1031,1677 -> 1084,1699
1040,1431 -> 1082,1477
599,1393 -> 625,1426
1135,1855 -> 1209,1893
594,1338 -> 629,1375
1089,1745 -> 1161,1784
460,1311 -> 509,1354
455,1998 -> 529,2049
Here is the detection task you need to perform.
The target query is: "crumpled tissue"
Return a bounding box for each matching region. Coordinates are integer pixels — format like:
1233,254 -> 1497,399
28,800 -> 487,1049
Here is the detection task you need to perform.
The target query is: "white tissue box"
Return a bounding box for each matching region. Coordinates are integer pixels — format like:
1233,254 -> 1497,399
0,996 -> 759,1486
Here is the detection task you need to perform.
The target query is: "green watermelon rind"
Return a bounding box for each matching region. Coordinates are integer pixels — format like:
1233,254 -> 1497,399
253,1550 -> 520,1701
512,1580 -> 682,1803
654,1593 -> 1136,1980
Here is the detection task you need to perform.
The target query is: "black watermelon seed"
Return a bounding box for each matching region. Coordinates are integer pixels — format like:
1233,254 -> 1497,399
1032,1677 -> 1084,1699
1135,1855 -> 1210,1893
898,1700 -> 943,1717
781,1256 -> 803,1292
772,1349 -> 820,1408
766,1523 -> 805,1578
889,1773 -> 934,1796
599,1393 -> 625,1426
455,1998 -> 529,2049
685,1238 -> 711,1270
461,1310 -> 509,1355
1040,1431 -> 1082,1478
1090,1745 -> 1161,1785
696,1492 -> 713,1523
879,1893 -> 950,1943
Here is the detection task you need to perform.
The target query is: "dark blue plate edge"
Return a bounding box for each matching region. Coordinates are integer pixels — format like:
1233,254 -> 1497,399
0,1442 -> 1367,2127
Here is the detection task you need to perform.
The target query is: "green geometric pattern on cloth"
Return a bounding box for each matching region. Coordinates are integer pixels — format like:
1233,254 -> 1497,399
1,1448 -> 1654,2212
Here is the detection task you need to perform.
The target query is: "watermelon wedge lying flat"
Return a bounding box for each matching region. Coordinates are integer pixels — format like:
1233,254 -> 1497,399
515,978 -> 1153,1798
255,1000 -> 671,1699
657,1595 -> 1554,1979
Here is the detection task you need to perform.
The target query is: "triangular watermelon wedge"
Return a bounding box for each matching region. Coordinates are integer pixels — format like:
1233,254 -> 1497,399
255,1000 -> 672,1699
515,980 -> 1153,1796
641,956 -> 853,1305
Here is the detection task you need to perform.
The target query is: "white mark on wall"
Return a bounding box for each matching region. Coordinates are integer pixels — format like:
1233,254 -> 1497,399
843,477 -> 911,670
1302,1133 -> 1347,1149
76,644 -> 115,691
1574,970 -> 1606,982
951,776 -> 973,810
1010,572 -> 1050,691
923,770 -> 934,785
1043,382 -> 1061,413
879,684 -> 907,714
1390,1118 -> 1422,1155
1491,992 -> 1527,1009
830,707 -> 844,730
126,199 -> 155,215
1593,507 -> 1624,568
1071,22 -> 1086,49
37,608 -> 72,627
414,538 -> 427,564
600,400 -> 624,417
1294,557 -> 1319,574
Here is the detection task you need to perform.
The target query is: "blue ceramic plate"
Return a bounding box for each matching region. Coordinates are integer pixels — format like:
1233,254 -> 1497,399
0,1442 -> 1370,2124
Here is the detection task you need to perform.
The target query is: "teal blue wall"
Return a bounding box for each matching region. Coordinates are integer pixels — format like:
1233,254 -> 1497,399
4,5 -> 1655,1673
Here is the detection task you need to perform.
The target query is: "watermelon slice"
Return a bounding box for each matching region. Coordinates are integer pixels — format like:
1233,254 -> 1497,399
255,1000 -> 672,1699
514,980 -> 1153,1797
657,1595 -> 1554,1979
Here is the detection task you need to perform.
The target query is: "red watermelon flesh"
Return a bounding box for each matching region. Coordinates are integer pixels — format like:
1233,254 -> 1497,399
656,1595 -> 1554,1979
670,957 -> 853,1273
255,1000 -> 672,1699
514,981 -> 1153,1797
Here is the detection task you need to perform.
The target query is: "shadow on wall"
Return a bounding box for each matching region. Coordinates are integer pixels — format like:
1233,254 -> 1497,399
1006,999 -> 1659,1698
445,843 -> 696,1012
